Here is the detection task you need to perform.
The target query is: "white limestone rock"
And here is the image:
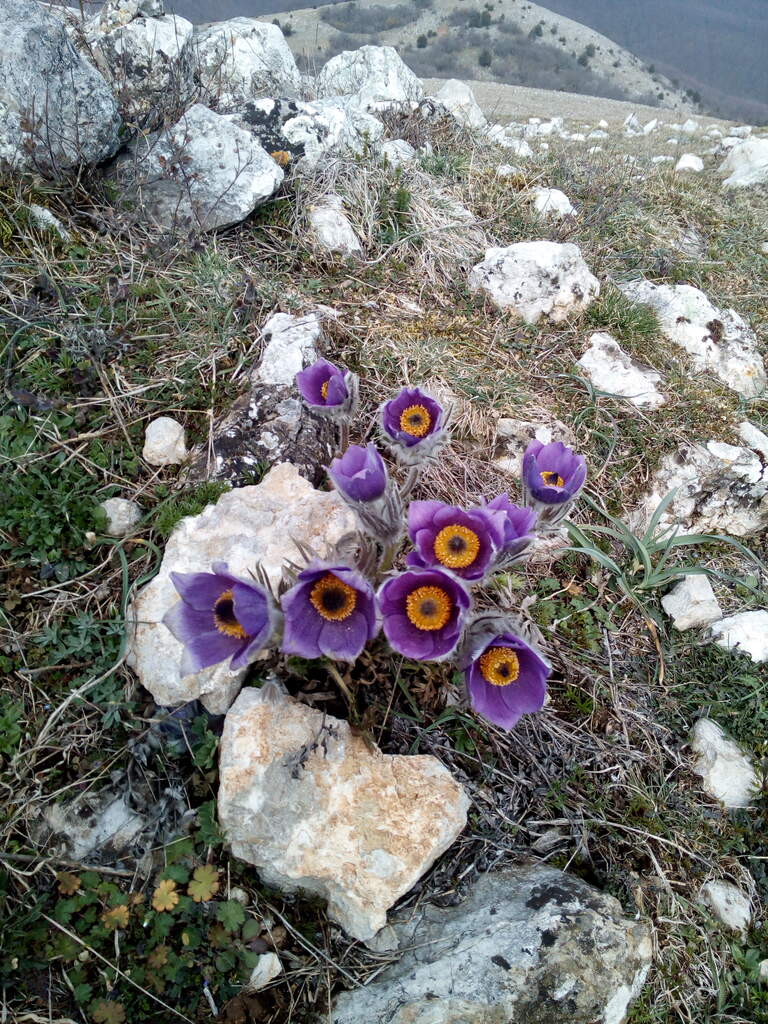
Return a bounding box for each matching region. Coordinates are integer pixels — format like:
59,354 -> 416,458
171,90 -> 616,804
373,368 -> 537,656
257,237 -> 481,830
254,311 -> 322,387
143,416 -> 187,466
469,241 -> 599,324
632,434 -> 768,538
112,104 -> 283,232
192,18 -> 300,113
0,0 -> 121,177
588,129 -> 609,140
578,332 -> 665,409
84,3 -> 194,122
330,863 -> 653,1024
698,881 -> 751,935
675,153 -> 704,173
485,126 -> 534,158
643,118 -> 659,135
28,204 -> 70,239
126,464 -> 356,712
690,719 -> 758,808
710,610 -> 768,663
496,163 -> 524,178
618,280 -> 766,399
731,125 -> 753,138
623,112 -> 641,134
433,79 -> 486,129
651,155 -> 674,164
380,138 -> 416,168
661,575 -> 722,630
308,195 -> 362,256
231,96 -> 383,171
316,45 -> 423,113
219,684 -> 469,941
100,497 -> 142,537
719,138 -> 768,187
530,187 -> 575,220
245,953 -> 282,992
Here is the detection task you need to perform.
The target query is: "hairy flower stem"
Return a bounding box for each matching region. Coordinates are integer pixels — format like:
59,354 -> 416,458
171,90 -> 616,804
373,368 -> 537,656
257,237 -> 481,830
339,422 -> 350,456
399,465 -> 421,501
378,541 -> 399,575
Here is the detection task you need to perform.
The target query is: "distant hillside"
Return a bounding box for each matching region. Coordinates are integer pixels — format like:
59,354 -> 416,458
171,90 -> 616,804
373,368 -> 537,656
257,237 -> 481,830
533,0 -> 768,124
193,0 -> 695,113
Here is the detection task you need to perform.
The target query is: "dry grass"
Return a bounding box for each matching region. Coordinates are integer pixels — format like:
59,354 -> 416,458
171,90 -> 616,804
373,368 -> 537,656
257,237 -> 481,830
1,114 -> 767,1023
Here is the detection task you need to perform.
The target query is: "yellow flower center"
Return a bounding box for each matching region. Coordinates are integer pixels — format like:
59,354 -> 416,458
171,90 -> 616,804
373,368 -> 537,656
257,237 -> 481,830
321,379 -> 330,400
479,646 -> 520,687
214,590 -> 248,639
399,403 -> 432,438
433,524 -> 481,569
540,470 -> 565,488
405,585 -> 452,631
309,573 -> 358,621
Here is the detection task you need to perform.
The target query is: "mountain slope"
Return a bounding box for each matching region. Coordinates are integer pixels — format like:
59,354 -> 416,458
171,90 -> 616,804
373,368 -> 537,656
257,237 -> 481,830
255,0 -> 696,111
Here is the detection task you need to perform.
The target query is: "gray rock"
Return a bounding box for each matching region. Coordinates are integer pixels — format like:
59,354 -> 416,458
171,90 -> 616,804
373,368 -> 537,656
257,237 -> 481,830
185,382 -> 335,488
316,45 -> 424,113
84,0 -> 195,124
111,103 -> 283,232
230,96 -> 381,171
331,863 -> 652,1024
192,18 -> 300,113
0,0 -> 121,177
308,195 -> 362,256
100,497 -> 142,537
143,415 -> 187,465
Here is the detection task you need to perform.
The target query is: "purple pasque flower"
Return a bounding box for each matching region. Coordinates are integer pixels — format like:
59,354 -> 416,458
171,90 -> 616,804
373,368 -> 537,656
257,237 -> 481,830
379,567 -> 471,661
281,562 -> 378,662
296,358 -> 357,417
163,562 -> 275,676
406,500 -> 506,582
329,443 -> 387,502
522,440 -> 586,506
380,387 -> 447,465
328,443 -> 403,544
463,627 -> 550,730
484,493 -> 538,567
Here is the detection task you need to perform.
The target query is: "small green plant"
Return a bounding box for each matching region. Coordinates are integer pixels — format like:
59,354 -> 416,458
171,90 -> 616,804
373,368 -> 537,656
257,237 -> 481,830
152,481 -> 231,539
585,284 -> 660,342
0,698 -> 23,758
567,491 -> 765,610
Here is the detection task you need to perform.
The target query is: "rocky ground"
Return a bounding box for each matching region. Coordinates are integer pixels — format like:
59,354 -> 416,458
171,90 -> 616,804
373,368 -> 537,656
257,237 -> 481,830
1,3 -> 768,1023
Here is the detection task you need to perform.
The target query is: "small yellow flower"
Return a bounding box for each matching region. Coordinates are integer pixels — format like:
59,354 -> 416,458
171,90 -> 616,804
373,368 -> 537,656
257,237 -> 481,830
101,904 -> 130,931
151,879 -> 179,913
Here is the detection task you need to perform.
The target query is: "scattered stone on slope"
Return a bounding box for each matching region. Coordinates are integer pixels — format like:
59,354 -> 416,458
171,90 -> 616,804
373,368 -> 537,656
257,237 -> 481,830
230,96 -> 382,171
255,311 -> 322,387
674,153 -> 704,173
618,280 -> 766,399
316,45 -> 424,112
710,610 -> 768,663
186,309 -> 336,486
100,497 -> 142,537
661,574 -> 722,631
468,241 -> 599,324
143,416 -> 187,466
185,382 -> 336,488
111,104 -> 283,232
631,431 -> 768,538
28,204 -> 70,239
308,195 -> 362,256
690,719 -> 758,809
330,863 -> 652,1024
485,127 -> 534,158
380,138 -> 416,168
0,0 -> 121,177
577,332 -> 665,409
719,138 -> 768,188
530,186 -> 575,220
698,880 -> 752,935
218,684 -> 469,941
432,79 -> 486,129
192,18 -> 300,113
126,464 -> 356,713
84,0 -> 194,123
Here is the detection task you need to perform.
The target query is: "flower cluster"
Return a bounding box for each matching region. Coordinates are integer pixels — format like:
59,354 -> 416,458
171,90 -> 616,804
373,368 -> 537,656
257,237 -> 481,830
163,359 -> 587,730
